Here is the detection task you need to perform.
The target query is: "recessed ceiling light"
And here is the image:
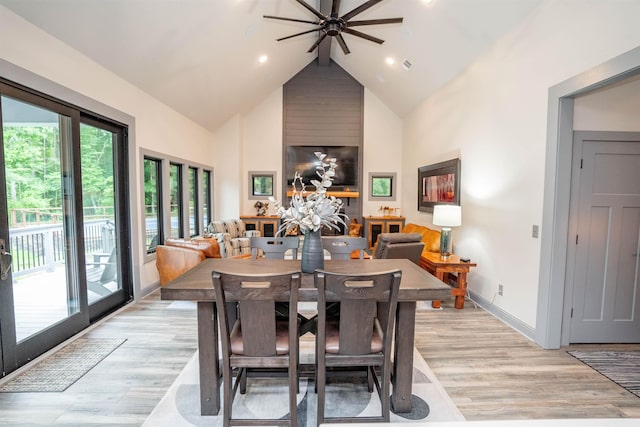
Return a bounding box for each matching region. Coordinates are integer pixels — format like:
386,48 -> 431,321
422,0 -> 435,5
258,55 -> 268,64
385,57 -> 395,66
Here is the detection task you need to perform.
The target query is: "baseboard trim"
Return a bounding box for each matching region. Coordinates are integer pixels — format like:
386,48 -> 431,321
469,291 -> 536,343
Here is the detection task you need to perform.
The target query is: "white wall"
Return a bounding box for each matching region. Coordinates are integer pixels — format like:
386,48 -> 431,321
241,87 -> 283,214
574,73 -> 640,131
0,6 -> 216,295
362,88 -> 403,217
215,86 -> 403,222
401,0 -> 640,330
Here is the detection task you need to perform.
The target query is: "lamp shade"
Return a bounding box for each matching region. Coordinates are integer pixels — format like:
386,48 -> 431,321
432,205 -> 461,227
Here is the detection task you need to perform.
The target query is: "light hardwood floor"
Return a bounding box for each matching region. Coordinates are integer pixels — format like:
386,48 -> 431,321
0,291 -> 638,425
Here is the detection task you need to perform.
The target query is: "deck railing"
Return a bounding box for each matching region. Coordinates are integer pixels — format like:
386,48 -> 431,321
9,219 -> 115,278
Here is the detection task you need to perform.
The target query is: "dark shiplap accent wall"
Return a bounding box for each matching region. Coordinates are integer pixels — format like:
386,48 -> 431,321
282,59 -> 363,228
283,59 -> 363,148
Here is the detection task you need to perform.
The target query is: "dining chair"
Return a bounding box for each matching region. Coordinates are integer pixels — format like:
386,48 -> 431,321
212,270 -> 300,427
314,268 -> 402,424
374,232 -> 425,265
321,236 -> 368,260
250,236 -> 300,259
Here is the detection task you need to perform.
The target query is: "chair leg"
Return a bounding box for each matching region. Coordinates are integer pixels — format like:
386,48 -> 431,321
367,366 -> 374,393
239,367 -> 247,394
289,363 -> 297,427
317,356 -> 325,425
223,362 -> 233,427
381,365 -> 390,422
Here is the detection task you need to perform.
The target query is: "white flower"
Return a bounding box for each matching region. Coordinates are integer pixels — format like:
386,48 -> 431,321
270,152 -> 348,234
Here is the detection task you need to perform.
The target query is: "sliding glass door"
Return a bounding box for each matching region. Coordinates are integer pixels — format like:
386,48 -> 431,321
0,82 -> 131,377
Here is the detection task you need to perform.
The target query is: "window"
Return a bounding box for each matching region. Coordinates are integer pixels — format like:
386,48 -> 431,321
143,157 -> 162,253
169,163 -> 183,238
369,172 -> 397,201
141,152 -> 212,251
248,171 -> 275,200
188,166 -> 198,237
202,169 -> 212,228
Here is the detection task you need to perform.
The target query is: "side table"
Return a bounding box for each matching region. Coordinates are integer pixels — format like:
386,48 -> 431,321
419,252 -> 477,309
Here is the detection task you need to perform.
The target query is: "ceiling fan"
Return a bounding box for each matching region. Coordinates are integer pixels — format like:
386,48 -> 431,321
264,0 -> 403,55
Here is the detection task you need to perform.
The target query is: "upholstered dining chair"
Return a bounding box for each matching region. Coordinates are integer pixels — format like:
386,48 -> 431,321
250,236 -> 300,260
374,232 -> 425,265
321,236 -> 368,260
314,269 -> 402,424
212,270 -> 300,427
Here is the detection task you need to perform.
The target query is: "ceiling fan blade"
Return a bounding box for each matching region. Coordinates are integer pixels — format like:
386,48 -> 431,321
295,0 -> 327,20
263,15 -> 320,25
341,0 -> 383,21
346,17 -> 403,27
277,28 -> 321,42
331,0 -> 341,17
336,34 -> 351,55
342,27 -> 384,44
307,33 -> 328,52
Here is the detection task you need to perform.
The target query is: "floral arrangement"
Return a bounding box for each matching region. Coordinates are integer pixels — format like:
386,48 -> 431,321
270,152 -> 347,235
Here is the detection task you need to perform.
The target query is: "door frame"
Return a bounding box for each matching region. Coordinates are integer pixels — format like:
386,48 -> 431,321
0,79 -> 134,376
537,46 -> 640,349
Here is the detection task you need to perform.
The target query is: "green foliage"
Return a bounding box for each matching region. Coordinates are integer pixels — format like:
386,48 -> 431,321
3,123 -> 115,224
372,177 -> 392,197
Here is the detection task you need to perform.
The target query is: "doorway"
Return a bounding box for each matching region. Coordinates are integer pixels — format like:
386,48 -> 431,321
0,81 -> 132,377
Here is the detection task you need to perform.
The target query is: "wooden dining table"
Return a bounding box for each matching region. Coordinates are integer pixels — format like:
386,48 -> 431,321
160,258 -> 451,415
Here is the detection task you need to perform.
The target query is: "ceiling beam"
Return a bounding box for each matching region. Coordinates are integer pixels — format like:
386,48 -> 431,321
318,0 -> 332,66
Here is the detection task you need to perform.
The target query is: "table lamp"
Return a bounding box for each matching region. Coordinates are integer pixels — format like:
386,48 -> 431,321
432,205 -> 461,259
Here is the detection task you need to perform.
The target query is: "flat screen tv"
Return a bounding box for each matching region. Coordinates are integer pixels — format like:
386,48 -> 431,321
286,146 -> 358,187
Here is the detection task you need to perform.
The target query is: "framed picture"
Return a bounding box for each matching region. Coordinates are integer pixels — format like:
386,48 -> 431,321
248,171 -> 276,200
418,159 -> 460,212
368,172 -> 396,201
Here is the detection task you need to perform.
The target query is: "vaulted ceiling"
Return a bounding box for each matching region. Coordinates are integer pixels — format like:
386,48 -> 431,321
1,0 -> 541,132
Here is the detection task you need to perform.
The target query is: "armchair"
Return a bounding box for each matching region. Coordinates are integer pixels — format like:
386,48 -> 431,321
207,219 -> 261,258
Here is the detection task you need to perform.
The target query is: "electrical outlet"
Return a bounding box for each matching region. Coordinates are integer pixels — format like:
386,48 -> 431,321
498,284 -> 504,296
532,225 -> 539,238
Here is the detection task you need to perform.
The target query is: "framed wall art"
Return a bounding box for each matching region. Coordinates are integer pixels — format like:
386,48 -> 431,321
418,158 -> 460,212
248,171 -> 276,200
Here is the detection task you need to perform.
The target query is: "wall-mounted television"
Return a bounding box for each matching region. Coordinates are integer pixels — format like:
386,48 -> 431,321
286,146 -> 359,187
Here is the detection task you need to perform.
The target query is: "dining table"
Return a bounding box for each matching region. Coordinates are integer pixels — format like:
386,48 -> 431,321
160,257 -> 452,415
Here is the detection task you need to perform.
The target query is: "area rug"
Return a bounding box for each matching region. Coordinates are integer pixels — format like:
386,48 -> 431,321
143,345 -> 464,426
0,337 -> 126,392
568,351 -> 640,398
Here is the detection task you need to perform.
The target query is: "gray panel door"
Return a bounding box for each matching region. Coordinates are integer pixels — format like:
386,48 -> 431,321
569,132 -> 640,343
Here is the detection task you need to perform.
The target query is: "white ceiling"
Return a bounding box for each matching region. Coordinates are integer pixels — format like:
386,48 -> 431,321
1,0 -> 541,132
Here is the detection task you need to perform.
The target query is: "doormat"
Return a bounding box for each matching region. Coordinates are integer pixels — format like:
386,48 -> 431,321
0,337 -> 126,392
568,351 -> 640,398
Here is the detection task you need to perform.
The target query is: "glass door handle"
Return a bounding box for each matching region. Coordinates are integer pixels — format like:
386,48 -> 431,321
0,239 -> 11,280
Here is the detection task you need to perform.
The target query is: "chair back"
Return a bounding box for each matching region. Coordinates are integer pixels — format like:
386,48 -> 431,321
321,236 -> 367,260
250,236 -> 299,259
315,269 -> 401,356
375,233 -> 425,265
212,271 -> 300,357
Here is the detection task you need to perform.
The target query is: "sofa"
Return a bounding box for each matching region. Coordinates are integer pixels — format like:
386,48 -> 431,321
207,219 -> 261,258
401,223 -> 441,257
155,238 -> 221,286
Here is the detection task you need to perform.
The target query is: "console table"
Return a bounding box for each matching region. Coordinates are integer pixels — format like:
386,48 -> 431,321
420,252 -> 477,309
364,216 -> 405,249
240,215 -> 280,237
